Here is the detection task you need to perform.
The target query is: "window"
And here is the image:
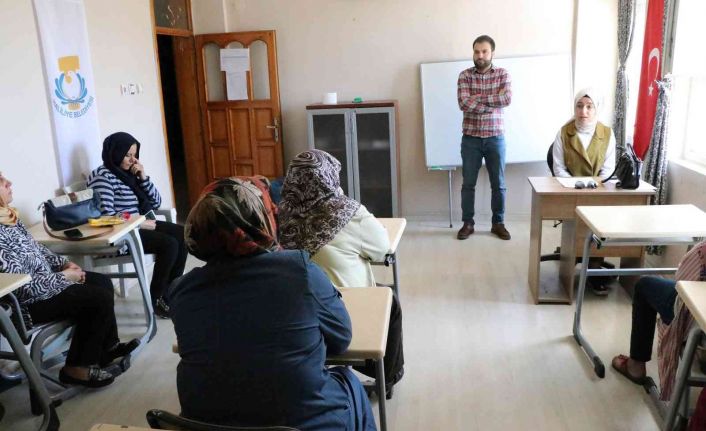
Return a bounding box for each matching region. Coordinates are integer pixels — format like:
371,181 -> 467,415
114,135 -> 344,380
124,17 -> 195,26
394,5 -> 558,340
669,0 -> 706,165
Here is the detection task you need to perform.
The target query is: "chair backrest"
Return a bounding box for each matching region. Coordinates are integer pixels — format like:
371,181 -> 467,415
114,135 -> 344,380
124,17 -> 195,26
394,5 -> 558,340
546,143 -> 555,176
63,174 -> 89,194
146,410 -> 300,431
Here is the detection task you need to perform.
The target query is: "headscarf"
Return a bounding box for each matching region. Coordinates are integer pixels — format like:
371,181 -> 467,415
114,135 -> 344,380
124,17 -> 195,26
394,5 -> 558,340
184,177 -> 280,261
278,149 -> 360,255
0,173 -> 18,226
101,132 -> 153,214
573,87 -> 601,134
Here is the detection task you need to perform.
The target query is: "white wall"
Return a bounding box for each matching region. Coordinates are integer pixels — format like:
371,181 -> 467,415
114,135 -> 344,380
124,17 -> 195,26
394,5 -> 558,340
0,0 -> 173,225
192,0 -> 228,34
647,162 -> 706,268
225,0 -> 619,220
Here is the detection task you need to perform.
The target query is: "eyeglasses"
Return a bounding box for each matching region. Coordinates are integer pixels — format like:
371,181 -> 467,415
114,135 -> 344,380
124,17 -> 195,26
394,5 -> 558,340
574,180 -> 597,189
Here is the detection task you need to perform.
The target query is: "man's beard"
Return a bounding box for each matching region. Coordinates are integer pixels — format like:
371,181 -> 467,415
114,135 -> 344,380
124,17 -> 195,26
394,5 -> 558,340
474,58 -> 491,70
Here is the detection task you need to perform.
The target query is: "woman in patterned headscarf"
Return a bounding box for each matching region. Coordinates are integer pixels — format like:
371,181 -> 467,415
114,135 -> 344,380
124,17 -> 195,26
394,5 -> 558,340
279,149 -> 405,397
169,177 -> 376,430
0,172 -> 138,388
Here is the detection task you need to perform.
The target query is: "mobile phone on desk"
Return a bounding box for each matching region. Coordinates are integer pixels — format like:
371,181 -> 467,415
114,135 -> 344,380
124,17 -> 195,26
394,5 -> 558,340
145,210 -> 156,221
63,228 -> 83,239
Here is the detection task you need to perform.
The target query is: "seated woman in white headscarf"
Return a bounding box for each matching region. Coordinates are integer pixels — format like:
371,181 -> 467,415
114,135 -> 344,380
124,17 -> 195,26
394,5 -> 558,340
552,88 -> 617,295
552,87 -> 616,180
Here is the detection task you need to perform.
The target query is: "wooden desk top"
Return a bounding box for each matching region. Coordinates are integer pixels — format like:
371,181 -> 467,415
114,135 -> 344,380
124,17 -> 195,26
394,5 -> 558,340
29,215 -> 146,247
576,204 -> 706,239
173,287 -> 394,360
377,218 -> 406,254
676,281 -> 706,331
0,273 -> 31,298
90,425 -> 155,431
330,287 -> 392,360
528,177 -> 656,196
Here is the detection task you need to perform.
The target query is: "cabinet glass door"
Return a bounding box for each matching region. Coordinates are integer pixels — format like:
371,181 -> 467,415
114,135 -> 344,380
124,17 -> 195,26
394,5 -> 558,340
353,110 -> 393,217
310,112 -> 352,196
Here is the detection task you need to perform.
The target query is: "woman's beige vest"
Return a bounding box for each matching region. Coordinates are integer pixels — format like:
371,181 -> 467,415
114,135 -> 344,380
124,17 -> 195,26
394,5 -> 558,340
560,120 -> 611,176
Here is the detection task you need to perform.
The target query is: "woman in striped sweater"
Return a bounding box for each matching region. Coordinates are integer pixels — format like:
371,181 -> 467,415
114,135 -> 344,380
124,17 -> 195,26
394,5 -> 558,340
88,132 -> 187,318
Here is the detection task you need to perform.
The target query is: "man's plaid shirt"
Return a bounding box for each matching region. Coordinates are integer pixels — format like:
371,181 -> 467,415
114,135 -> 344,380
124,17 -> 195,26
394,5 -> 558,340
457,66 -> 512,138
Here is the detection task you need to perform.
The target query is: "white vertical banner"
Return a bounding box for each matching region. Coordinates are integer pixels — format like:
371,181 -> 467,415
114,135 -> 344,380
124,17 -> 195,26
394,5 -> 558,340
34,0 -> 101,187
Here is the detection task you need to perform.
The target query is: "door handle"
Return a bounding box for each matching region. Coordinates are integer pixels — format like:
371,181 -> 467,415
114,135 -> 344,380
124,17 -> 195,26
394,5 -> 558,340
266,118 -> 280,142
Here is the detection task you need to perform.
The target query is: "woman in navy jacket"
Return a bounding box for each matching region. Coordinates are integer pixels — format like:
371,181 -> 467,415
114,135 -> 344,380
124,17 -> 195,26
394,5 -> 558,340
169,177 -> 376,431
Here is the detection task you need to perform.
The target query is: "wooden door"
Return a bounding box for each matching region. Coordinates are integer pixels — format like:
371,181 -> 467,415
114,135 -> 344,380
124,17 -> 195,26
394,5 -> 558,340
194,30 -> 284,180
172,36 -> 208,207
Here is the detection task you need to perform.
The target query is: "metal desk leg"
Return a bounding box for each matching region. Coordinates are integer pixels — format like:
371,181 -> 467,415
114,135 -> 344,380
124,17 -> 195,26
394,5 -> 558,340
663,326 -> 701,430
376,359 -> 387,431
573,230 -> 606,378
124,230 -> 156,347
391,253 -> 400,300
0,309 -> 59,431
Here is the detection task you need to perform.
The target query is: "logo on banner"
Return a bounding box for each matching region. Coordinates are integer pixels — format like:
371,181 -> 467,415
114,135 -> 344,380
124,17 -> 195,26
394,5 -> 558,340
52,55 -> 94,118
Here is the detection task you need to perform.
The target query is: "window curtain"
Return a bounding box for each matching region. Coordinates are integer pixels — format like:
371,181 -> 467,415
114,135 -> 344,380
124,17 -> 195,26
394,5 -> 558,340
645,75 -> 672,256
613,0 -> 637,157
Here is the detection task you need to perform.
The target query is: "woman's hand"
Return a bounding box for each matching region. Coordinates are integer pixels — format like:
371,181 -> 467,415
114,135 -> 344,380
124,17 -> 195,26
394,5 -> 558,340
62,267 -> 86,283
130,160 -> 146,181
62,261 -> 82,271
140,219 -> 157,230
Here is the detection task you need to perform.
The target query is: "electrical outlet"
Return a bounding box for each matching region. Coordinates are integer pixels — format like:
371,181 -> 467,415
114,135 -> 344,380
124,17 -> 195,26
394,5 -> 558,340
129,84 -> 137,95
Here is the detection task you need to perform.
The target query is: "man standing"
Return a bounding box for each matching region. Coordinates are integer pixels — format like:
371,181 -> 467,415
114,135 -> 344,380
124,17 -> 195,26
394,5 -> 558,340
456,35 -> 512,240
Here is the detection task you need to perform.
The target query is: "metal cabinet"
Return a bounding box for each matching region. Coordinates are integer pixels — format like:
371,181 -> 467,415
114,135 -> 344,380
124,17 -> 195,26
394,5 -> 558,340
306,100 -> 400,217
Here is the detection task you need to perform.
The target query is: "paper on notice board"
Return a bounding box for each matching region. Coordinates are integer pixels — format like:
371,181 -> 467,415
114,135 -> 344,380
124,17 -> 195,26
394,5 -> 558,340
220,48 -> 250,72
226,71 -> 248,100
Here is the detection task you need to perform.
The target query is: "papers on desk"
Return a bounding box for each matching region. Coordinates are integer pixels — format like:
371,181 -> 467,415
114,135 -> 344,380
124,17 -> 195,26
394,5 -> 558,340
555,176 -> 596,188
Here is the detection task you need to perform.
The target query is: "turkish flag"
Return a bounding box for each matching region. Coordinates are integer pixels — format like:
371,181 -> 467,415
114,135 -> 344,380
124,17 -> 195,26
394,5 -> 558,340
633,0 -> 664,159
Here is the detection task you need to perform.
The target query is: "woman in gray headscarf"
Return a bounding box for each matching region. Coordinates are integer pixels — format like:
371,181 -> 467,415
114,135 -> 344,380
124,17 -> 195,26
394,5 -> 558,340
279,149 -> 405,397
552,87 -> 616,180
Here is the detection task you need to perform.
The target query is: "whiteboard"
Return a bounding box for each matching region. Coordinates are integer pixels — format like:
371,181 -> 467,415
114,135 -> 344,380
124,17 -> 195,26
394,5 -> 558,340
421,54 -> 573,168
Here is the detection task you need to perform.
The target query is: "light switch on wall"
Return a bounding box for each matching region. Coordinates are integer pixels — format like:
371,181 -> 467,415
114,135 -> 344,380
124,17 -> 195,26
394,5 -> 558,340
120,84 -> 128,95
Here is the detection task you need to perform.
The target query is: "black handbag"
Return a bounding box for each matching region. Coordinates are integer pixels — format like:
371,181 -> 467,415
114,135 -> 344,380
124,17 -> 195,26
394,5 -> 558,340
602,143 -> 642,189
42,191 -> 103,231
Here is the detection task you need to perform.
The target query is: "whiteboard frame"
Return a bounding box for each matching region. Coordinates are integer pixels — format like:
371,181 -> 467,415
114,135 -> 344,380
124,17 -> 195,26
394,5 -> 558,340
420,54 -> 574,169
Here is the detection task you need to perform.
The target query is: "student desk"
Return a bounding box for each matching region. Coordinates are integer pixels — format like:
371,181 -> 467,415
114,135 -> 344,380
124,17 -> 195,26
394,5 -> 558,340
0,274 -> 59,431
663,281 -> 706,430
572,204 -> 706,378
90,425 -> 154,431
327,287 -> 393,431
28,215 -> 156,348
373,218 -> 407,298
528,177 -> 656,304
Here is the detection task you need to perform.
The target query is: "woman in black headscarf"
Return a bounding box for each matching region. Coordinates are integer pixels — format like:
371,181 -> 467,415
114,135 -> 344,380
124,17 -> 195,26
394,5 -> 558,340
169,177 -> 376,430
87,132 -> 188,318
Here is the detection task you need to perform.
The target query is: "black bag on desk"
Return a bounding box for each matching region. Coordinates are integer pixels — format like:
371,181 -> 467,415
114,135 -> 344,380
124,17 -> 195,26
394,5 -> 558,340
602,143 -> 642,189
42,190 -> 102,231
